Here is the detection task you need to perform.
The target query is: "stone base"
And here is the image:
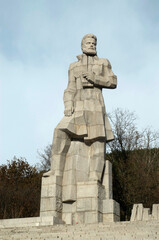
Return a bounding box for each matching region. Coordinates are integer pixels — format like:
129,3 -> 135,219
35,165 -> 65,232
40,175 -> 62,218
61,181 -> 120,224
40,162 -> 120,225
103,213 -> 120,222
103,199 -> 120,222
76,181 -> 104,224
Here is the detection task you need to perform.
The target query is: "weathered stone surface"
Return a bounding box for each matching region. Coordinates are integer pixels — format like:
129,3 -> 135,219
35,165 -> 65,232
136,203 -> 144,221
40,197 -> 62,212
62,213 -> 72,225
130,203 -> 159,221
77,181 -> 105,199
40,175 -> 63,218
42,175 -> 62,186
0,216 -> 64,228
77,198 -> 92,211
143,208 -> 151,221
62,184 -> 77,201
84,211 -> 102,224
130,204 -> 143,221
130,204 -> 138,221
74,212 -> 84,224
152,204 -> 159,220
103,199 -> 120,217
1,220 -> 159,239
41,183 -> 62,198
102,160 -> 113,199
62,202 -> 76,213
103,213 -> 120,222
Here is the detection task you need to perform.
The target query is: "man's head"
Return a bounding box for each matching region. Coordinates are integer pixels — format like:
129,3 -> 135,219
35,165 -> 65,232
81,34 -> 97,56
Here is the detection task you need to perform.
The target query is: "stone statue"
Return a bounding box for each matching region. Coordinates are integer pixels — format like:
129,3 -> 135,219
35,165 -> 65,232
45,33 -> 116,180
41,34 -> 119,223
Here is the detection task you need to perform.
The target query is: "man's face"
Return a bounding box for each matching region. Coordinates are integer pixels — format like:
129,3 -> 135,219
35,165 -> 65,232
82,38 -> 96,56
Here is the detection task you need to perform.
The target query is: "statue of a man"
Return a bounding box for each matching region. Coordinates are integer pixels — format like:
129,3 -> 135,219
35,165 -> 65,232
44,34 -> 117,183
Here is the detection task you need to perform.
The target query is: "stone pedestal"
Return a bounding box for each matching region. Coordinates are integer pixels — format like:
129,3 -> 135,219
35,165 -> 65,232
103,199 -> 120,222
61,181 -> 104,224
75,181 -> 104,224
62,180 -> 120,224
40,160 -> 120,224
40,175 -> 62,219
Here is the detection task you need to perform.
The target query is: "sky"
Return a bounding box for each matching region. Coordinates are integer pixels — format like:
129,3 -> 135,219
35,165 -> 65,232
1,0 -> 159,166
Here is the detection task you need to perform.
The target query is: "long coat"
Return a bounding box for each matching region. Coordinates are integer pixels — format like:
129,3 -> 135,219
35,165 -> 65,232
57,54 -> 117,143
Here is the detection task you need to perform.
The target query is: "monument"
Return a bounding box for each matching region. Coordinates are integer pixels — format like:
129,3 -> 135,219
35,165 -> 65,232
1,34 -> 159,239
40,34 -> 120,224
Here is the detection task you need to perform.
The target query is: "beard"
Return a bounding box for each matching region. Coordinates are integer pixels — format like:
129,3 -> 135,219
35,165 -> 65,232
82,47 -> 97,56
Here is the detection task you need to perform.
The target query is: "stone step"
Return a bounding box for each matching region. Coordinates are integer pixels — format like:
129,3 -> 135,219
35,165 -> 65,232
0,221 -> 159,240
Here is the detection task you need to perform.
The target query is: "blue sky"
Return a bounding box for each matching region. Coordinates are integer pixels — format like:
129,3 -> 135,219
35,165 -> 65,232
1,0 -> 159,165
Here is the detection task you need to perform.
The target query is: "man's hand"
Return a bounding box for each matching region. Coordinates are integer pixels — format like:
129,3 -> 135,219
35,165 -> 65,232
64,106 -> 74,116
82,72 -> 95,84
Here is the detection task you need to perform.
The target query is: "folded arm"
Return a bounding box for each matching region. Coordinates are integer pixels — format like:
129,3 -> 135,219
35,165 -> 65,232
83,59 -> 117,89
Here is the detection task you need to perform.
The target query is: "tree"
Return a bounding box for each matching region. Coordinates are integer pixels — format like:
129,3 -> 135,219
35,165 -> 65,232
0,157 -> 42,219
106,108 -> 159,220
37,144 -> 51,172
